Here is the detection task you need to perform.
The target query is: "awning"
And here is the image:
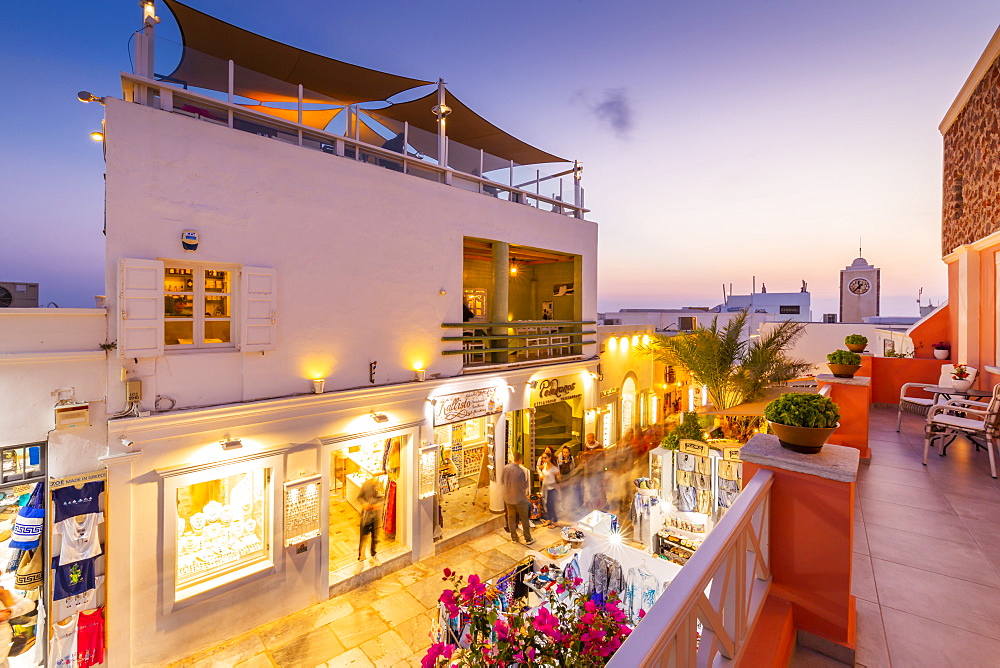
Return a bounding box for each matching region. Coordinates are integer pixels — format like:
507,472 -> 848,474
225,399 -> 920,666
373,92 -> 567,166
162,0 -> 431,105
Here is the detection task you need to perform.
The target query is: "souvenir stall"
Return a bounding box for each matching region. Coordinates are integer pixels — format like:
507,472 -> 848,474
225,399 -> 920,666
0,476 -> 46,667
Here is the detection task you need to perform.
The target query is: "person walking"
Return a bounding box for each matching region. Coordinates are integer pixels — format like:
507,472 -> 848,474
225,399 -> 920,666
358,477 -> 383,560
501,452 -> 534,545
538,453 -> 561,526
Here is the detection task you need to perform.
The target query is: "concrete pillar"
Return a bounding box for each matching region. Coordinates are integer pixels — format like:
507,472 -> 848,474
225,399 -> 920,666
492,242 -> 510,363
816,375 -> 871,460
741,435 -> 859,664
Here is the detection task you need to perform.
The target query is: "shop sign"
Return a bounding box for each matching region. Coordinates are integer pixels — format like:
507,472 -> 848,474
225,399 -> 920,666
723,446 -> 742,462
600,386 -> 620,398
283,475 -> 322,547
531,376 -> 584,407
433,387 -> 502,426
679,439 -> 709,457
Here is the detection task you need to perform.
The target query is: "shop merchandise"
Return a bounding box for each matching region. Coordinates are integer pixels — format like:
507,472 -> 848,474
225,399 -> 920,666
52,482 -> 103,523
55,513 -> 104,565
676,453 -> 696,472
624,566 -> 660,623
695,457 -> 713,476
667,515 -> 706,533
676,486 -> 697,512
696,489 -> 713,515
718,489 -> 740,509
9,484 -> 44,551
15,548 -> 43,590
675,470 -> 693,487
717,460 -> 741,481
53,576 -> 103,623
563,554 -> 582,583
630,493 -> 664,547
49,614 -> 78,668
588,552 -> 624,604
382,480 -> 397,538
76,606 -> 105,668
693,473 -> 712,491
52,557 -> 97,600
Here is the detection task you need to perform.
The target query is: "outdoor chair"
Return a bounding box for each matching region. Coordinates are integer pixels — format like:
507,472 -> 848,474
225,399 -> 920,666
923,383 -> 1000,479
897,364 -> 978,431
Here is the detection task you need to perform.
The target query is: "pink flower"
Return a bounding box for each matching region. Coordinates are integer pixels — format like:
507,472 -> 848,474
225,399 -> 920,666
422,642 -> 456,668
638,609 -> 646,619
443,567 -> 452,579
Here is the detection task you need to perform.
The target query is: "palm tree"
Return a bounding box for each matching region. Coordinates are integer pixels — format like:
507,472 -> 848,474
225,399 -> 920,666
640,309 -> 811,410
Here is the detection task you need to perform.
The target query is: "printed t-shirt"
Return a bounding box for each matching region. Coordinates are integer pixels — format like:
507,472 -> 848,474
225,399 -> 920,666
53,482 -> 103,523
77,606 -> 105,668
55,513 -> 103,565
53,556 -> 97,600
53,575 -> 104,623
50,614 -> 78,667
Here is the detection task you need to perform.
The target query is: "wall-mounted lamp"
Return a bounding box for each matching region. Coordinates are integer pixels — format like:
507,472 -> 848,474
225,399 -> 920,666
414,369 -> 426,382
426,398 -> 438,406
120,437 -> 133,448
432,104 -> 452,118
221,438 -> 243,450
90,131 -> 105,142
311,378 -> 326,394
77,91 -> 106,105
507,385 -> 516,393
371,412 -> 389,424
527,380 -> 538,389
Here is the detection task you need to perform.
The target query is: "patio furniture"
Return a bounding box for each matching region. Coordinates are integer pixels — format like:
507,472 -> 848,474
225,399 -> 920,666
923,383 -> 1000,478
896,364 -> 978,431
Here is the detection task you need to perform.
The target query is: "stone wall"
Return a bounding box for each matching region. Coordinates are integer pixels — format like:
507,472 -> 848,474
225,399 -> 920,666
942,52 -> 1000,255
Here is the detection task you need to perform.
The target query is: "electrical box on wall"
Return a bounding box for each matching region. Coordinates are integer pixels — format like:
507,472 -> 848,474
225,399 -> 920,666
125,379 -> 142,403
54,403 -> 90,430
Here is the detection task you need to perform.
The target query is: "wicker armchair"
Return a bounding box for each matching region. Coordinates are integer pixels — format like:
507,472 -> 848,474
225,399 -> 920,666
923,383 -> 1000,479
896,364 -> 978,431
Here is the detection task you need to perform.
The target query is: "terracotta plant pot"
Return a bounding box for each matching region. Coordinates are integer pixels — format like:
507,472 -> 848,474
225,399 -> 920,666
845,343 -> 866,353
768,421 -> 840,454
827,363 -> 861,378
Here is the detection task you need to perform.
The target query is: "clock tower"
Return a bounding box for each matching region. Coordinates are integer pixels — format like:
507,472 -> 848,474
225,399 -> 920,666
839,256 -> 880,323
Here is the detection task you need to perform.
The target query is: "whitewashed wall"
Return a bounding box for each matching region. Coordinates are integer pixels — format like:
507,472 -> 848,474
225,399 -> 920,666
760,321 -> 881,372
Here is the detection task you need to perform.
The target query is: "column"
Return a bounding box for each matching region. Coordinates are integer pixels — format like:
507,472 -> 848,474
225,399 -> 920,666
492,242 -> 510,363
816,374 -> 870,460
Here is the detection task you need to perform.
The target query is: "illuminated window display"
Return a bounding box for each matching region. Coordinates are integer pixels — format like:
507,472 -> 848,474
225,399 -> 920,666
175,468 -> 270,592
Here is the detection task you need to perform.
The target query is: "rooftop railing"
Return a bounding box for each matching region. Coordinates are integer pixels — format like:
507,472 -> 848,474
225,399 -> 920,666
121,72 -> 588,220
441,320 -> 597,368
608,470 -> 773,667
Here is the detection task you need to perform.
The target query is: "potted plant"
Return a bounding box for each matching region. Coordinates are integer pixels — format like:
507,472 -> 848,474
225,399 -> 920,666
826,349 -> 862,378
952,364 -> 973,392
764,393 -> 841,454
844,334 -> 868,353
933,342 -> 951,360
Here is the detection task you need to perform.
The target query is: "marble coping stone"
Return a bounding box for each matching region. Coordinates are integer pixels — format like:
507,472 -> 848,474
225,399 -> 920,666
742,434 -> 859,483
816,373 -> 870,387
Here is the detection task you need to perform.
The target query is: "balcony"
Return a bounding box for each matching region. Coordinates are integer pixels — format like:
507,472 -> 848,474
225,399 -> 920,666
441,320 -> 597,369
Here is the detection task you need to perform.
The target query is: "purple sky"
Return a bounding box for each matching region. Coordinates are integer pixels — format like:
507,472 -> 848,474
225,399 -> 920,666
3,1 -> 997,315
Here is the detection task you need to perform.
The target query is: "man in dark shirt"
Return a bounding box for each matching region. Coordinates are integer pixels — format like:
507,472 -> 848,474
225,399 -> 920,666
500,452 -> 534,545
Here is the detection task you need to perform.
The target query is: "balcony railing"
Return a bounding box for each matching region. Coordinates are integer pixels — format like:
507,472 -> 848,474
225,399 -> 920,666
120,73 -> 588,220
608,470 -> 773,667
441,320 -> 596,367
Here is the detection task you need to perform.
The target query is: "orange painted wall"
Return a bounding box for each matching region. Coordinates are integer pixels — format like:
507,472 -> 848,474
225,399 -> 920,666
868,358 -> 950,405
908,304 -> 951,359
948,260 -> 960,364
979,246 -> 998,381
743,462 -> 856,649
819,381 -> 870,459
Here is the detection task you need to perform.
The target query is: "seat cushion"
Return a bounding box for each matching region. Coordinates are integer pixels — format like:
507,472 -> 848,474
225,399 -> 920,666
930,414 -> 986,433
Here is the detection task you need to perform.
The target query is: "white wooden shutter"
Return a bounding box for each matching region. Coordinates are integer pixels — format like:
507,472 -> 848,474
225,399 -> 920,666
118,258 -> 164,358
240,266 -> 277,352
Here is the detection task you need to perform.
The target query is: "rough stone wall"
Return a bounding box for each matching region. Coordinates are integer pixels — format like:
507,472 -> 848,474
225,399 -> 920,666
943,53 -> 1000,255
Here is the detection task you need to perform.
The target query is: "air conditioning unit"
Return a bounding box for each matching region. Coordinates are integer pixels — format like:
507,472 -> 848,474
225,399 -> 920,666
0,282 -> 39,308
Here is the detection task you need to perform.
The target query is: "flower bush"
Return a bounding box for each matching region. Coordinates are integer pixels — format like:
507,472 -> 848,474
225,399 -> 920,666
953,364 -> 970,380
423,569 -> 634,667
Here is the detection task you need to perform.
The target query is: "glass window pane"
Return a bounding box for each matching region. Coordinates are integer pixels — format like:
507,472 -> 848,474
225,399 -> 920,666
165,295 -> 194,318
205,321 -> 231,344
165,267 -> 194,293
165,321 -> 194,346
204,296 -> 229,317
205,270 -> 230,294
176,469 -> 269,591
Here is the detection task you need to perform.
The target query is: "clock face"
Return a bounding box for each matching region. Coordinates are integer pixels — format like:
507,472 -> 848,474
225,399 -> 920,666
848,278 -> 871,295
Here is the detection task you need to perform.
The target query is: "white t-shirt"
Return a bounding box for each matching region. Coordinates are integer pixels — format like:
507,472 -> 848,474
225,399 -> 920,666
55,513 -> 104,566
540,466 -> 559,492
50,614 -> 78,668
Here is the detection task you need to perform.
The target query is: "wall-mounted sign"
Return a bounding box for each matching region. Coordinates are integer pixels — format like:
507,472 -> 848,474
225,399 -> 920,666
600,387 -> 620,398
679,439 -> 710,457
282,475 -> 321,547
531,376 -> 583,407
432,387 -> 502,426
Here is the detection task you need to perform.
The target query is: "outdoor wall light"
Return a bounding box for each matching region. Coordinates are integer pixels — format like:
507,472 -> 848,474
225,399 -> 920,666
77,91 -> 105,105
90,131 -> 105,142
414,369 -> 426,382
221,438 -> 243,450
311,378 -> 326,394
120,437 -> 133,448
432,104 -> 452,118
527,381 -> 538,389
371,412 -> 389,423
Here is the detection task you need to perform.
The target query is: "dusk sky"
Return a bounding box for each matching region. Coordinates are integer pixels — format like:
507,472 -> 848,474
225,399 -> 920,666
3,1 -> 998,316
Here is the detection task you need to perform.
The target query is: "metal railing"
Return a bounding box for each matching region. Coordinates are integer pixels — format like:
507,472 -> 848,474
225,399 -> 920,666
441,320 -> 596,367
120,73 -> 588,219
608,470 -> 773,667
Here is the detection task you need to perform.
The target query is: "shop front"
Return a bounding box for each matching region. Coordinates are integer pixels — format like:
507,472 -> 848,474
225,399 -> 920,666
429,386 -> 504,543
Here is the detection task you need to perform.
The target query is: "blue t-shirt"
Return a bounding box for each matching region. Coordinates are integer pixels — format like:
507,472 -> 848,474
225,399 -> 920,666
52,482 -> 103,523
52,556 -> 96,600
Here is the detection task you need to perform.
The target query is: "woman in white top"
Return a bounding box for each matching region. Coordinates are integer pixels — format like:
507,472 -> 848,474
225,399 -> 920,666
539,453 -> 561,525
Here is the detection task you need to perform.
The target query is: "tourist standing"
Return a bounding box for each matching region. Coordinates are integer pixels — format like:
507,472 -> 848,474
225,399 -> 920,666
501,452 -> 534,545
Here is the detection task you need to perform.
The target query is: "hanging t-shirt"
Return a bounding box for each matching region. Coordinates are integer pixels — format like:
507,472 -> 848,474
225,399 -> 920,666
50,614 -> 78,667
55,513 -> 104,565
77,606 -> 105,668
53,482 -> 103,523
53,576 -> 104,624
53,557 -> 97,600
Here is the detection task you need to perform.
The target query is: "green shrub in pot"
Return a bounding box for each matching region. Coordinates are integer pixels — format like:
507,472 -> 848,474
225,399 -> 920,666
844,334 -> 867,347
827,349 -> 862,365
764,393 -> 841,453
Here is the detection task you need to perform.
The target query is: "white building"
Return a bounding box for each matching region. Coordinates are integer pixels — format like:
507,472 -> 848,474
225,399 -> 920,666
2,1 -> 602,665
